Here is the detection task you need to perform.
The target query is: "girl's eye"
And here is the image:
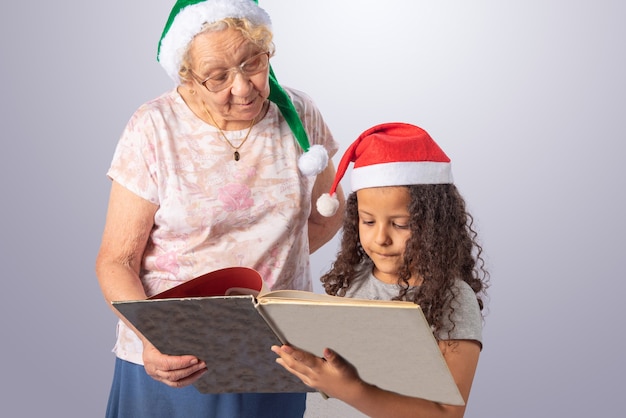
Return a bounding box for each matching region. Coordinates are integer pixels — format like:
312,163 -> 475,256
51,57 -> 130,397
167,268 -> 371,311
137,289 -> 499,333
361,220 -> 374,226
394,223 -> 409,229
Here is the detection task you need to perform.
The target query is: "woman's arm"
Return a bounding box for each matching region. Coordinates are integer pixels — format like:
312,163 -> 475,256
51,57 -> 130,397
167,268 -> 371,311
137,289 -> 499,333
96,181 -> 207,387
272,339 -> 480,418
96,181 -> 155,304
307,160 -> 345,253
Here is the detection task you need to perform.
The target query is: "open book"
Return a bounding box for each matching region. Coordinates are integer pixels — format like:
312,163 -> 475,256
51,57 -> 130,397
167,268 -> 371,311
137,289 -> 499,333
112,267 -> 464,406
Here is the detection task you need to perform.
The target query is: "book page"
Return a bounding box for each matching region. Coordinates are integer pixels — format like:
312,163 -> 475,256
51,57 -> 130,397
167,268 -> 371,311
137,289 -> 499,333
256,300 -> 464,406
148,267 -> 267,299
259,289 -> 416,308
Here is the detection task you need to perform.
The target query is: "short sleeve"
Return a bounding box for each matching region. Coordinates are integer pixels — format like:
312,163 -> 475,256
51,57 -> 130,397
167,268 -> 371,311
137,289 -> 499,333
436,280 -> 483,347
283,87 -> 339,159
107,106 -> 160,205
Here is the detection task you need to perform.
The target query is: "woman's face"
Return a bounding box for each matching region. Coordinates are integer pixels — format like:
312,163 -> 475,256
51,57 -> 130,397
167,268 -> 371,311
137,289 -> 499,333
356,186 -> 417,285
186,28 -> 270,127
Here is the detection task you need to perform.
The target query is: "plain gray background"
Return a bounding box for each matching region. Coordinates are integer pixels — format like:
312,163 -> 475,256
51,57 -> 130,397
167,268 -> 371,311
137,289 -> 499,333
1,1 -> 624,417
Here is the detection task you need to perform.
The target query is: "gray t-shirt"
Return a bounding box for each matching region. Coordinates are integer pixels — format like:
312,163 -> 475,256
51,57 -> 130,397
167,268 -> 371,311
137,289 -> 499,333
343,262 -> 483,346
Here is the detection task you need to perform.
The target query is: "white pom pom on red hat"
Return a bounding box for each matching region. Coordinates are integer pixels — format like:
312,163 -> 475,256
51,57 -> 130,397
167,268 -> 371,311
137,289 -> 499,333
316,192 -> 341,217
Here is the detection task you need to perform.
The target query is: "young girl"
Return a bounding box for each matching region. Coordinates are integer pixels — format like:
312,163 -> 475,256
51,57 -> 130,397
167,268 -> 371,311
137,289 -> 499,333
272,122 -> 489,418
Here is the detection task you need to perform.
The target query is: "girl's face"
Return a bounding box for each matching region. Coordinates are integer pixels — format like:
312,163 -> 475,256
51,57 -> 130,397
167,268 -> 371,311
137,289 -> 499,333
356,186 -> 418,285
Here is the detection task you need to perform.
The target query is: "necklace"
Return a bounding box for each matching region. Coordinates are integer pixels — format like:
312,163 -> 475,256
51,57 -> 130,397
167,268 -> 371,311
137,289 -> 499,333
202,101 -> 256,161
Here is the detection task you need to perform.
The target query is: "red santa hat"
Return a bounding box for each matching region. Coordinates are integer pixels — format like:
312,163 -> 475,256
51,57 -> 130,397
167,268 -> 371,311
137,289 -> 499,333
317,122 -> 453,217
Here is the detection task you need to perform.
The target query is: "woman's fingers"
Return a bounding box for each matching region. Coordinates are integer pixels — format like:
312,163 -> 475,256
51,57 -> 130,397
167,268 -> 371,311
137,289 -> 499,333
143,343 -> 207,387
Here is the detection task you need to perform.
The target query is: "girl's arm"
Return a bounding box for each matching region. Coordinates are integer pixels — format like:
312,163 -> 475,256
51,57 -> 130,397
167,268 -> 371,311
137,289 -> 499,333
272,339 -> 480,418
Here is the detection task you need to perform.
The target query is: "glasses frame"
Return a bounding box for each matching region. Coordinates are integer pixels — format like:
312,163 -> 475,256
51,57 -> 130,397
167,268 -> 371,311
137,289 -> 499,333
190,51 -> 271,93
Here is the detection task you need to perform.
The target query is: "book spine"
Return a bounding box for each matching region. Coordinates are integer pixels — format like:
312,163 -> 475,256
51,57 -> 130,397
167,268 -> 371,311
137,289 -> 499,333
254,300 -> 289,344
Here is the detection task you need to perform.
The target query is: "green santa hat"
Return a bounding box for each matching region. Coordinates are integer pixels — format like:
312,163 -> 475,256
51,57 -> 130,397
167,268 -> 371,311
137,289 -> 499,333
157,0 -> 328,176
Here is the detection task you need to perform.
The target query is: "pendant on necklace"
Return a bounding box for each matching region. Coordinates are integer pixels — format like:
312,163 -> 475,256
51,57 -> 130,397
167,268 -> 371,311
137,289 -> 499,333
234,151 -> 240,161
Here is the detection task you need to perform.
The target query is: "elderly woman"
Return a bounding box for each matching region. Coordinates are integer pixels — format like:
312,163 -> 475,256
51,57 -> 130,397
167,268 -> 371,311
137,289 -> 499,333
95,0 -> 345,417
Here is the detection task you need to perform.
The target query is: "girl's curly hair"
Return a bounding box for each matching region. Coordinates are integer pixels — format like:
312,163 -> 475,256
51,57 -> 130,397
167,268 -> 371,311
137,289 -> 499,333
321,184 -> 489,337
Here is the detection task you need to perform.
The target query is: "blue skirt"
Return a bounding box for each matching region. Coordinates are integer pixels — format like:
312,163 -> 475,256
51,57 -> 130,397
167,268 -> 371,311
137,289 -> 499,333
106,358 -> 306,418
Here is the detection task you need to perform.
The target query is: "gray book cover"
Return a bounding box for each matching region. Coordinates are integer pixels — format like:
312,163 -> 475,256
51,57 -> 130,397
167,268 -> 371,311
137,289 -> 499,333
113,295 -> 312,394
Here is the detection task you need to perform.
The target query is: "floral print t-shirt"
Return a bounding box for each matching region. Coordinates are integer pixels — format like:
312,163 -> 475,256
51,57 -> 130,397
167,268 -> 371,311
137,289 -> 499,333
107,87 -> 338,364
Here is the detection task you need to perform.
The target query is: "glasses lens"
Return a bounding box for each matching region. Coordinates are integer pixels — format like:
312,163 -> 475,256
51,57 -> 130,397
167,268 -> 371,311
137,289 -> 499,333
202,52 -> 269,92
204,71 -> 231,92
241,52 -> 269,75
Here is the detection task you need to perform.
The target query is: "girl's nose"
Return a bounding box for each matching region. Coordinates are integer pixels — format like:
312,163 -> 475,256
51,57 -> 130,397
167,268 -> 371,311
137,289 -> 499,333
374,226 -> 391,246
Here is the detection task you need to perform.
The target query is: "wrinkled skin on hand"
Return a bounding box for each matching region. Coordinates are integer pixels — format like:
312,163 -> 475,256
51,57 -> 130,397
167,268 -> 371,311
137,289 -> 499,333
143,341 -> 207,388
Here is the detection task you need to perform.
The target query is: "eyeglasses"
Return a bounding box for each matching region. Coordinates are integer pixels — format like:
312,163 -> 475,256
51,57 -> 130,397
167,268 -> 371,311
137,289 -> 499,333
190,51 -> 270,92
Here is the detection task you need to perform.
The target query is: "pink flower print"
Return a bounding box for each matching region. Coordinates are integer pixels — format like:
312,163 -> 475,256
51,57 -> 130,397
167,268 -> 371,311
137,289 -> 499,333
154,252 -> 180,275
255,247 -> 281,288
218,183 -> 254,212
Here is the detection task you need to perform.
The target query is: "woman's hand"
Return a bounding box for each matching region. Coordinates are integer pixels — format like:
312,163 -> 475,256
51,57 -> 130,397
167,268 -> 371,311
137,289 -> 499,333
271,345 -> 364,399
143,341 -> 207,388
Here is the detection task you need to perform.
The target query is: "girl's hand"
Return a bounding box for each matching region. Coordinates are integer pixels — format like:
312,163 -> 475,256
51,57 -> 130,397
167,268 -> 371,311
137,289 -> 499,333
271,345 -> 365,399
142,341 -> 207,388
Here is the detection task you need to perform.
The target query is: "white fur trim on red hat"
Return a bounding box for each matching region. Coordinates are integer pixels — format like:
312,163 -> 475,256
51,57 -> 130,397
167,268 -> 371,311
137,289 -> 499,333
352,161 -> 452,191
